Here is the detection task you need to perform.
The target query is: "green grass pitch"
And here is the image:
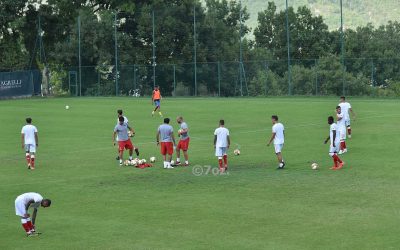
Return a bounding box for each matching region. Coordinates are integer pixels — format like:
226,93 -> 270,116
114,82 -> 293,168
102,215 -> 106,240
1,97 -> 400,249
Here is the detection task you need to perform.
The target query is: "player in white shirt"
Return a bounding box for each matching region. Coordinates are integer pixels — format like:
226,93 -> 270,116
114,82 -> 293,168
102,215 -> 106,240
267,115 -> 285,169
214,120 -> 230,173
338,96 -> 356,138
324,116 -> 344,170
15,192 -> 51,236
21,118 -> 39,170
336,106 -> 347,154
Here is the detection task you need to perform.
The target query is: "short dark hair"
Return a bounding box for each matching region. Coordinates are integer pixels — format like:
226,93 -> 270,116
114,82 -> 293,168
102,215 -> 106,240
328,116 -> 334,123
26,118 -> 32,123
336,106 -> 341,109
119,116 -> 124,122
155,85 -> 159,88
340,96 -> 346,100
117,109 -> 123,115
164,118 -> 170,124
271,115 -> 278,121
42,199 -> 51,207
219,119 -> 224,125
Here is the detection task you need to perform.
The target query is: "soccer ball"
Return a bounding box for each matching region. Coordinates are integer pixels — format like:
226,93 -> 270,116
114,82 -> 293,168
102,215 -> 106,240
128,131 -> 134,137
170,160 -> 175,165
124,160 -> 130,166
150,157 -> 156,163
311,163 -> 319,170
234,149 -> 240,156
141,159 -> 147,163
178,129 -> 183,135
65,105 -> 69,110
138,159 -> 143,165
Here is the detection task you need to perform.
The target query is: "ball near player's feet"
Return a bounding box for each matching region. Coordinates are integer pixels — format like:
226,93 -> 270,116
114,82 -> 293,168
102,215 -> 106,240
311,163 -> 319,170
150,156 -> 156,163
65,105 -> 69,110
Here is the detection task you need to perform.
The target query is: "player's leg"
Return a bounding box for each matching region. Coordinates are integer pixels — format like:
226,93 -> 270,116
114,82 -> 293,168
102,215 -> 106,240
176,141 -> 181,165
29,145 -> 36,170
346,120 -> 352,138
127,140 -> 134,161
118,141 -> 124,166
223,147 -> 228,170
160,142 -> 168,168
16,200 -> 34,236
339,129 -> 347,154
25,145 -> 31,169
334,143 -> 344,169
216,147 -> 225,173
275,144 -> 285,169
184,138 -> 190,165
167,142 -> 174,168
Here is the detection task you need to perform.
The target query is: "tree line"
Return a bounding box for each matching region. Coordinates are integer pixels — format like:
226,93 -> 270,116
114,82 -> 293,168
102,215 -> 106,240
0,0 -> 399,96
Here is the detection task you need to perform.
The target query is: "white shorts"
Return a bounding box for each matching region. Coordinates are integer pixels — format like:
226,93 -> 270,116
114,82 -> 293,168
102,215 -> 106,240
25,144 -> 36,153
345,120 -> 351,127
274,144 -> 284,154
339,128 -> 347,140
15,198 -> 27,217
215,147 -> 227,157
329,144 -> 339,154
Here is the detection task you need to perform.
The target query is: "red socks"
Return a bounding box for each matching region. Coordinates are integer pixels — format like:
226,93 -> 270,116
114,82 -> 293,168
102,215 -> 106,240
26,220 -> 34,231
218,159 -> 223,168
348,128 -> 352,135
26,154 -> 31,164
30,156 -> 35,168
333,154 -> 342,165
223,155 -> 227,166
22,223 -> 30,233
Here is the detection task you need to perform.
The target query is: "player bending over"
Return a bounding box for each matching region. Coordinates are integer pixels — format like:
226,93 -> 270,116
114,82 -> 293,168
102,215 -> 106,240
21,118 -> 39,170
15,192 -> 51,236
113,116 -> 137,166
324,116 -> 345,170
157,118 -> 176,169
151,85 -> 163,117
214,120 -> 230,173
336,106 -> 348,154
267,115 -> 285,169
176,116 -> 190,166
338,96 -> 356,138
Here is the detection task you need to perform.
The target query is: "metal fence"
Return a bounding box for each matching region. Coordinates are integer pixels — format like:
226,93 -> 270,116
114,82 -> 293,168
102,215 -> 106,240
2,0 -> 400,97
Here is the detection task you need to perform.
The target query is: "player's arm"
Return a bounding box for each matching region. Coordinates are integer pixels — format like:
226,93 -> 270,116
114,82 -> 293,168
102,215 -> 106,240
213,135 -> 217,148
112,131 -> 117,145
21,133 -> 25,149
324,135 -> 330,144
267,133 -> 276,146
32,207 -> 38,225
172,132 -> 176,146
227,135 -> 230,149
127,125 -> 135,135
156,130 -> 160,145
350,108 -> 356,119
332,130 -> 337,147
34,132 -> 39,147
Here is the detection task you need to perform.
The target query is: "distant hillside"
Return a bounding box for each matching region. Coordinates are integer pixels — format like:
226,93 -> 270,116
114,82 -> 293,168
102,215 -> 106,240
206,0 -> 400,31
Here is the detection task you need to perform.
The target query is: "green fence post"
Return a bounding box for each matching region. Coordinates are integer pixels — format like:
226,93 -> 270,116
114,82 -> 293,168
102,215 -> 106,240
78,15 -> 82,96
218,61 -> 221,97
152,10 -> 156,88
285,0 -> 291,95
264,61 -> 268,96
114,11 -> 119,96
133,64 -> 136,90
173,64 -> 176,96
193,5 -> 197,96
97,70 -> 100,96
315,59 -> 318,96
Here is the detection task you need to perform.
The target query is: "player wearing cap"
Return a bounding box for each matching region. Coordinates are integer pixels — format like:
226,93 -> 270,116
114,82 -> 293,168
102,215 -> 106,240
21,118 -> 39,170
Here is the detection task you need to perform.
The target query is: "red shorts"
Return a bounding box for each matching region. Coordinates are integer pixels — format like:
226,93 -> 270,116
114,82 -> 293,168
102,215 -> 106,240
160,142 -> 174,155
177,138 -> 190,151
118,139 -> 134,151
